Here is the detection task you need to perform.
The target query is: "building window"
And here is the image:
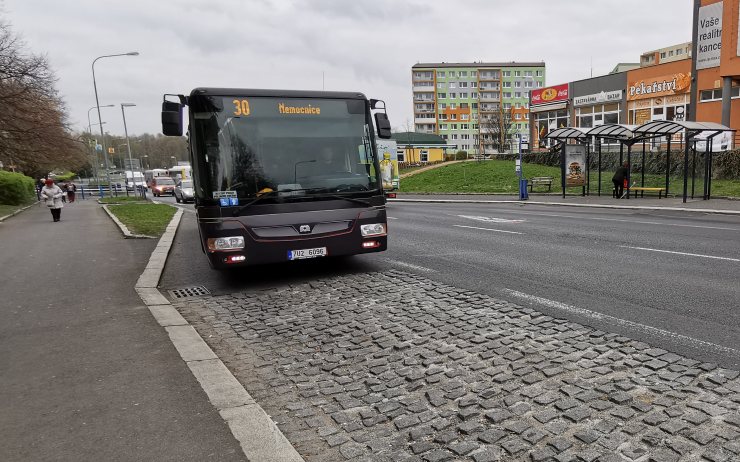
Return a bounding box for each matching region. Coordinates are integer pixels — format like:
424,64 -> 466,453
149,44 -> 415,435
503,70 -> 511,77
515,92 -> 522,98
461,134 -> 470,139
437,71 -> 445,78
471,71 -> 477,77
677,48 -> 683,55
459,71 -> 467,77
524,71 -> 532,77
449,92 -> 456,98
514,81 -> 521,88
438,93 -> 446,98
524,81 -> 532,88
439,114 -> 447,120
472,102 -> 478,109
660,52 -> 666,58
471,93 -> 478,99
460,92 -> 468,98
450,114 -> 457,120
449,82 -> 457,88
515,113 -> 521,120
459,82 -> 468,88
536,70 -> 543,77
449,103 -> 456,109
461,124 -> 469,130
503,92 -> 512,98
514,71 -> 521,77
504,103 -> 511,109
451,124 -> 458,129
669,50 -> 674,57
460,103 -> 469,108
461,114 -> 469,120
437,83 -> 444,89
396,151 -> 405,162
503,82 -> 511,88
420,150 -> 429,162
451,134 -> 458,140
471,82 -> 477,88
536,81 -> 543,87
439,103 -> 446,109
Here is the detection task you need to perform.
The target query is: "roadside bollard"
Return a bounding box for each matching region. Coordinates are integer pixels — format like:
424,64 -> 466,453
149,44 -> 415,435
519,178 -> 529,200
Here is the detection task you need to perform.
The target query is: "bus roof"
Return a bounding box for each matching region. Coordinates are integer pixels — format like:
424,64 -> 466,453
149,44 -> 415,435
189,88 -> 368,101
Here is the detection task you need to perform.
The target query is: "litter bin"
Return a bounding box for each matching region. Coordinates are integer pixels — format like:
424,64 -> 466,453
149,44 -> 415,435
519,178 -> 529,200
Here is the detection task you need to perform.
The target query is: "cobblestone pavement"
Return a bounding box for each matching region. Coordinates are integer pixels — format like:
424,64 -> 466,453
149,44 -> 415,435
174,270 -> 740,462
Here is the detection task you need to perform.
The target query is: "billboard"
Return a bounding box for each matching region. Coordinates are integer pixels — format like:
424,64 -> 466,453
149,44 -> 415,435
531,84 -> 569,105
627,72 -> 691,101
697,1 -> 723,70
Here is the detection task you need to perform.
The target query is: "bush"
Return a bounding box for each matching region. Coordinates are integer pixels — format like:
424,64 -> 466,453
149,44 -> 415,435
0,171 -> 36,205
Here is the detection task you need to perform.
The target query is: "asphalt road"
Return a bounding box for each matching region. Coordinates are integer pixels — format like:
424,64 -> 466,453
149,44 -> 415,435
159,200 -> 740,369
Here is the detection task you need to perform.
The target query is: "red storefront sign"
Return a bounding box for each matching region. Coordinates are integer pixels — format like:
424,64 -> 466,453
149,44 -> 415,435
531,83 -> 569,105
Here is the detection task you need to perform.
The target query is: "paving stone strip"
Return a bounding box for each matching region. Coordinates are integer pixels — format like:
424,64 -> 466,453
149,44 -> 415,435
173,270 -> 740,462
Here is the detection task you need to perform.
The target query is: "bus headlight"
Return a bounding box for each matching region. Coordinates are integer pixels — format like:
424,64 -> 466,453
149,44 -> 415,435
207,236 -> 245,251
360,223 -> 386,237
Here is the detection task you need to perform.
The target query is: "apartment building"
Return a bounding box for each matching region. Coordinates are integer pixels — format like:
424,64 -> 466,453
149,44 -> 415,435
412,62 -> 546,154
640,42 -> 692,67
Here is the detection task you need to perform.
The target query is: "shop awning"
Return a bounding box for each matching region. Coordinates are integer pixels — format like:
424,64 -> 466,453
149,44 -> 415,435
531,102 -> 567,113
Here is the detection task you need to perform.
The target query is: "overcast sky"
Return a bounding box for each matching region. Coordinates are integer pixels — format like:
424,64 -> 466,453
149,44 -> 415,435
2,0 -> 691,137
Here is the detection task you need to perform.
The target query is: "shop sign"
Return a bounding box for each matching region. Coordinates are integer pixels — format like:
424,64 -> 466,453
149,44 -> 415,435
627,73 -> 691,101
531,83 -> 568,105
573,90 -> 623,106
697,1 -> 722,69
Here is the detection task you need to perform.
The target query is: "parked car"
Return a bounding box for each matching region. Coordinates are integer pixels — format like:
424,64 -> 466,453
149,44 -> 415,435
174,179 -> 194,203
151,176 -> 175,196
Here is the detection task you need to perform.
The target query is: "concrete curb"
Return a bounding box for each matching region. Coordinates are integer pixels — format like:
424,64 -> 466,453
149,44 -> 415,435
134,208 -> 304,462
101,204 -> 156,238
389,198 -> 740,215
0,201 -> 39,223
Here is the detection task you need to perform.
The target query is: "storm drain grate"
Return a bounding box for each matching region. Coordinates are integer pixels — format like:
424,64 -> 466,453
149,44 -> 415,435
168,286 -> 211,299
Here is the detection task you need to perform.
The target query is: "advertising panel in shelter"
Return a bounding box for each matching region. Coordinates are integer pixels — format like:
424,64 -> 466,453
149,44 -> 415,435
564,144 -> 586,187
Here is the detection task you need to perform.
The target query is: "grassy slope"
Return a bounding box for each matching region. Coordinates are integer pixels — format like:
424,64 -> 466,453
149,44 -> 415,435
107,203 -> 176,236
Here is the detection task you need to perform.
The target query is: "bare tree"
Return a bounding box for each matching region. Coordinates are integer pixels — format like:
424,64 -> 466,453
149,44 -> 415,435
478,104 -> 515,155
0,20 -> 85,176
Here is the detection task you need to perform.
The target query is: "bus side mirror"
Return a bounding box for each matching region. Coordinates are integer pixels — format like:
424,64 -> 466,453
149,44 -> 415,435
374,113 -> 391,139
162,101 -> 183,136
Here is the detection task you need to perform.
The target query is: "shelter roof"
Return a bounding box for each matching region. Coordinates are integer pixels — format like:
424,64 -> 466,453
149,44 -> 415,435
633,120 -> 733,136
586,124 -> 637,140
543,127 -> 589,141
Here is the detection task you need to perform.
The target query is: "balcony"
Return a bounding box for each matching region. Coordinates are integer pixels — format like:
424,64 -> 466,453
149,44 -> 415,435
413,93 -> 434,102
479,73 -> 500,81
415,117 -> 437,124
480,94 -> 500,101
412,73 -> 434,82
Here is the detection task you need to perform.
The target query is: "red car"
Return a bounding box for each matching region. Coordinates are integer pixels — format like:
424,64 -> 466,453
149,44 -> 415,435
151,176 -> 175,196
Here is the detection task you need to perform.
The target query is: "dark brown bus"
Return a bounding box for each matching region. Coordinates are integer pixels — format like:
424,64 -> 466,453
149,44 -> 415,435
161,88 -> 392,270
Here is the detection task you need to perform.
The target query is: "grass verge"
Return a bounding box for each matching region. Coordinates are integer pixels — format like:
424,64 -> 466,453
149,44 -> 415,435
0,201 -> 35,218
399,160 -> 740,197
99,196 -> 149,204
107,203 -> 176,236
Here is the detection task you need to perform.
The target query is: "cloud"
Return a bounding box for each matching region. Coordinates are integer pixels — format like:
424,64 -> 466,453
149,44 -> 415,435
2,0 -> 692,136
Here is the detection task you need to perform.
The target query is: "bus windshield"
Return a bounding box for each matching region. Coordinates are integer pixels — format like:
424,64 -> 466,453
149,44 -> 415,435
190,96 -> 378,200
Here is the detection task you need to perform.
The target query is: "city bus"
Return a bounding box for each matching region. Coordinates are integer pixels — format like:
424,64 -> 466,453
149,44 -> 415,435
144,168 -> 169,188
168,164 -> 192,182
161,88 -> 393,269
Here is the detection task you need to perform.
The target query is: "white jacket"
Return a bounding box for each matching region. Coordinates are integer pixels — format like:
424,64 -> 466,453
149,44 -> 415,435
41,185 -> 64,209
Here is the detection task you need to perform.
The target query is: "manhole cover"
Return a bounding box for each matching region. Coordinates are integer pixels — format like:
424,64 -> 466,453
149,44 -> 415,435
168,286 -> 211,299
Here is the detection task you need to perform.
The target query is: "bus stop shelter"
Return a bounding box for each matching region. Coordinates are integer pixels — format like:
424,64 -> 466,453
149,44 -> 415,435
546,122 -> 734,203
542,127 -> 589,198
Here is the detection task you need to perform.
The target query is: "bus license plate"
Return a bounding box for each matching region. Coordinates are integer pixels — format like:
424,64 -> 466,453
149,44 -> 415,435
288,247 -> 327,260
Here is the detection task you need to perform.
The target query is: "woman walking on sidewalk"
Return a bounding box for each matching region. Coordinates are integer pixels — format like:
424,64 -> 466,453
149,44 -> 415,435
40,179 -> 64,222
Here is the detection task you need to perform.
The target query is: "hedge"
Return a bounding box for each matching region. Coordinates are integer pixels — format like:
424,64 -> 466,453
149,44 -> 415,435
0,171 -> 36,205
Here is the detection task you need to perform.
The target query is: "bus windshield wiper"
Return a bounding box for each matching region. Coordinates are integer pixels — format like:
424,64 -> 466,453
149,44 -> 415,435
232,190 -> 279,216
305,187 -> 371,206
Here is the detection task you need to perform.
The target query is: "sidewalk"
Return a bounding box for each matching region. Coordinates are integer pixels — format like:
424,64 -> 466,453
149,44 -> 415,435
0,199 -> 245,461
392,192 -> 740,214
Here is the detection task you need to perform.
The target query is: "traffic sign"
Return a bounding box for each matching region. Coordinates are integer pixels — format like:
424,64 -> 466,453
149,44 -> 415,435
108,147 -> 115,154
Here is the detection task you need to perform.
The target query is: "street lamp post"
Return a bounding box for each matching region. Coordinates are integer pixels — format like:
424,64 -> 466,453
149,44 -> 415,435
87,105 -> 113,184
120,102 -> 141,196
92,52 -> 139,195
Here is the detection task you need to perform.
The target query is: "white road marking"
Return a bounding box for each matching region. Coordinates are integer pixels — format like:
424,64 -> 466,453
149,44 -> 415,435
453,225 -> 523,235
387,216 -> 398,220
458,214 -> 525,224
619,245 -> 740,262
503,289 -> 740,357
485,209 -> 740,231
383,259 -> 436,272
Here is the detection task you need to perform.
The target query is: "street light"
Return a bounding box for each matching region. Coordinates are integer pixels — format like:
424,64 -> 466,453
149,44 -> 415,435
87,104 -> 114,133
92,51 -> 139,194
120,102 -> 140,195
87,105 -> 113,184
